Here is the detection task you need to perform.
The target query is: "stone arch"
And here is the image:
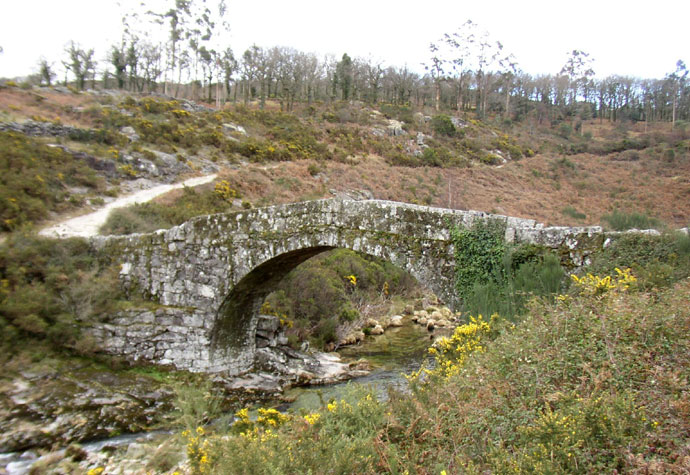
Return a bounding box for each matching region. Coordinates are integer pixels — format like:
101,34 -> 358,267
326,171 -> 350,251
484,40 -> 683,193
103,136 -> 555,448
212,246 -> 333,356
209,239 -> 447,371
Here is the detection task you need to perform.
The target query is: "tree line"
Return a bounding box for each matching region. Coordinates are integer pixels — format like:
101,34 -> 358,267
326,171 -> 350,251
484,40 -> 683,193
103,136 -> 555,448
25,2 -> 689,125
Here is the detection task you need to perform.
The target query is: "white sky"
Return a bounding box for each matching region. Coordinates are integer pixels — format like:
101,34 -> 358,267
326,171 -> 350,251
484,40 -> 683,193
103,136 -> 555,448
1,0 -> 688,80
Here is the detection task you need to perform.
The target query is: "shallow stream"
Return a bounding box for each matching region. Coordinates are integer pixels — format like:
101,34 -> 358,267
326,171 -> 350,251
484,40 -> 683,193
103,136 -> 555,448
282,316 -> 441,412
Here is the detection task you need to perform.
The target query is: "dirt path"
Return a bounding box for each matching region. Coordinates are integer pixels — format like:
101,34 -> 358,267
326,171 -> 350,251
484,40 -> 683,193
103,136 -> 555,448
39,174 -> 217,238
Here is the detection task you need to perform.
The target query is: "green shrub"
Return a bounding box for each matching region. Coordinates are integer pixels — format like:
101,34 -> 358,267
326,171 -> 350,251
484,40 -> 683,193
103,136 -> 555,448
430,114 -> 456,137
0,233 -> 121,350
588,231 -> 690,289
307,163 -> 321,176
562,206 -> 586,220
339,306 -> 359,323
312,317 -> 338,346
557,122 -> 573,138
421,147 -> 452,167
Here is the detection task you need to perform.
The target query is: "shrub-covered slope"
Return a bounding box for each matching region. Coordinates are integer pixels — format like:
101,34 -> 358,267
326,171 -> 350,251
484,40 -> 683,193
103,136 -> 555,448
184,277 -> 690,474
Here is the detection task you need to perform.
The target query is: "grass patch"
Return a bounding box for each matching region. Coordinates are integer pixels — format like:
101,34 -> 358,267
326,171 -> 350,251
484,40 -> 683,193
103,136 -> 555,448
100,185 -> 233,235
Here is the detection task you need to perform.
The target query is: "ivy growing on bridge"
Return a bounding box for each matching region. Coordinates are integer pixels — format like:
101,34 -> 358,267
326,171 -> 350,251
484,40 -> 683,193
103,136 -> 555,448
450,218 -> 508,302
450,219 -> 566,320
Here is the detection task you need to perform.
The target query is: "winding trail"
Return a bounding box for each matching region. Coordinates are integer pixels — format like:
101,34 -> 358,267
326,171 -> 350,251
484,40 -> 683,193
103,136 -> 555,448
39,174 -> 217,238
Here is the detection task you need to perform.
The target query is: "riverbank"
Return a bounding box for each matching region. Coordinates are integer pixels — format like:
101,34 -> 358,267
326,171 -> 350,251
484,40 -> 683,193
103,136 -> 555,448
0,296 -> 457,473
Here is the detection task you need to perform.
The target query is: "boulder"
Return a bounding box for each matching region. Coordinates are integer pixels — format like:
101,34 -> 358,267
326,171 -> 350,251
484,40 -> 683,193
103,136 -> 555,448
387,119 -> 407,136
339,334 -> 356,346
120,126 -> 140,142
450,117 -> 467,128
389,315 -> 404,327
370,325 -> 385,335
222,122 -> 247,136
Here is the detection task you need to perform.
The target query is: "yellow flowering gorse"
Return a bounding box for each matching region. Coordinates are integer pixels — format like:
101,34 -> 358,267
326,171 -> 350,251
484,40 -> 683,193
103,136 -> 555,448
409,313 -> 498,383
570,267 -> 636,296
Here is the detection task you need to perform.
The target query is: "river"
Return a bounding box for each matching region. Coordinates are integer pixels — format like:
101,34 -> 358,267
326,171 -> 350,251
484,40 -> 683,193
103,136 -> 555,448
1,316 -> 441,474
281,316 -> 440,411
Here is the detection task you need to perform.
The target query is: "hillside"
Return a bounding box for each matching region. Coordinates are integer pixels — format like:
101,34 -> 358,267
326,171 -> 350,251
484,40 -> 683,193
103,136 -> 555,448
1,84 -> 689,237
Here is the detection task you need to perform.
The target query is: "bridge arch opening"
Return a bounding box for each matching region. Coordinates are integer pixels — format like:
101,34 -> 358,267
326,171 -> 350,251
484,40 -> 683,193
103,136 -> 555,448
210,247 -> 430,367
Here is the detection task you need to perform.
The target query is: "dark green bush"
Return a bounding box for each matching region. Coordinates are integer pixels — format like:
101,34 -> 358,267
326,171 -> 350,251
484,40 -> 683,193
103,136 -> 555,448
421,147 -> 452,167
430,115 -> 456,137
451,219 -> 507,301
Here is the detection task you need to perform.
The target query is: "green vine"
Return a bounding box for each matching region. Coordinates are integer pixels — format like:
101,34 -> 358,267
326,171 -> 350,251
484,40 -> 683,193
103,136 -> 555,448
450,218 -> 507,301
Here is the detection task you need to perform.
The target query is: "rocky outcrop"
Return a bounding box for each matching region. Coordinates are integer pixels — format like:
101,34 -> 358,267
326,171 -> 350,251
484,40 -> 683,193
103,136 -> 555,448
411,305 -> 460,332
0,369 -> 174,453
387,119 -> 407,136
0,119 -> 87,137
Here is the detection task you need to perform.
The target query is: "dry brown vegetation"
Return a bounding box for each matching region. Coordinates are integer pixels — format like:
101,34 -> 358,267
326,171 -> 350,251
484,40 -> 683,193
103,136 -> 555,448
0,88 -> 101,126
167,150 -> 689,228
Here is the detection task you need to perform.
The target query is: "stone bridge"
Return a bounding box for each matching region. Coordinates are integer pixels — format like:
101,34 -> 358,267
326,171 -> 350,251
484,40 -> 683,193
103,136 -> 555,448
90,199 -> 604,375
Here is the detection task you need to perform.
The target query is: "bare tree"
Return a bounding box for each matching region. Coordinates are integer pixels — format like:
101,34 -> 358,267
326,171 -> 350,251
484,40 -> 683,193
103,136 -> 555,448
424,42 -> 446,111
65,42 -> 95,90
668,60 -> 688,127
38,58 -> 56,86
444,20 -> 476,111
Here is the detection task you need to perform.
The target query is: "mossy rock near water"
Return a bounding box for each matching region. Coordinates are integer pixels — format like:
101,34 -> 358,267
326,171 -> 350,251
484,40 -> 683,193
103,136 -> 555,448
0,368 -> 174,452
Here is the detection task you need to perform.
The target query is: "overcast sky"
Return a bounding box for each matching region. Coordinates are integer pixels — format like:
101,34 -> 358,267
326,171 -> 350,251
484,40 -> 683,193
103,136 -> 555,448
1,0 -> 688,80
